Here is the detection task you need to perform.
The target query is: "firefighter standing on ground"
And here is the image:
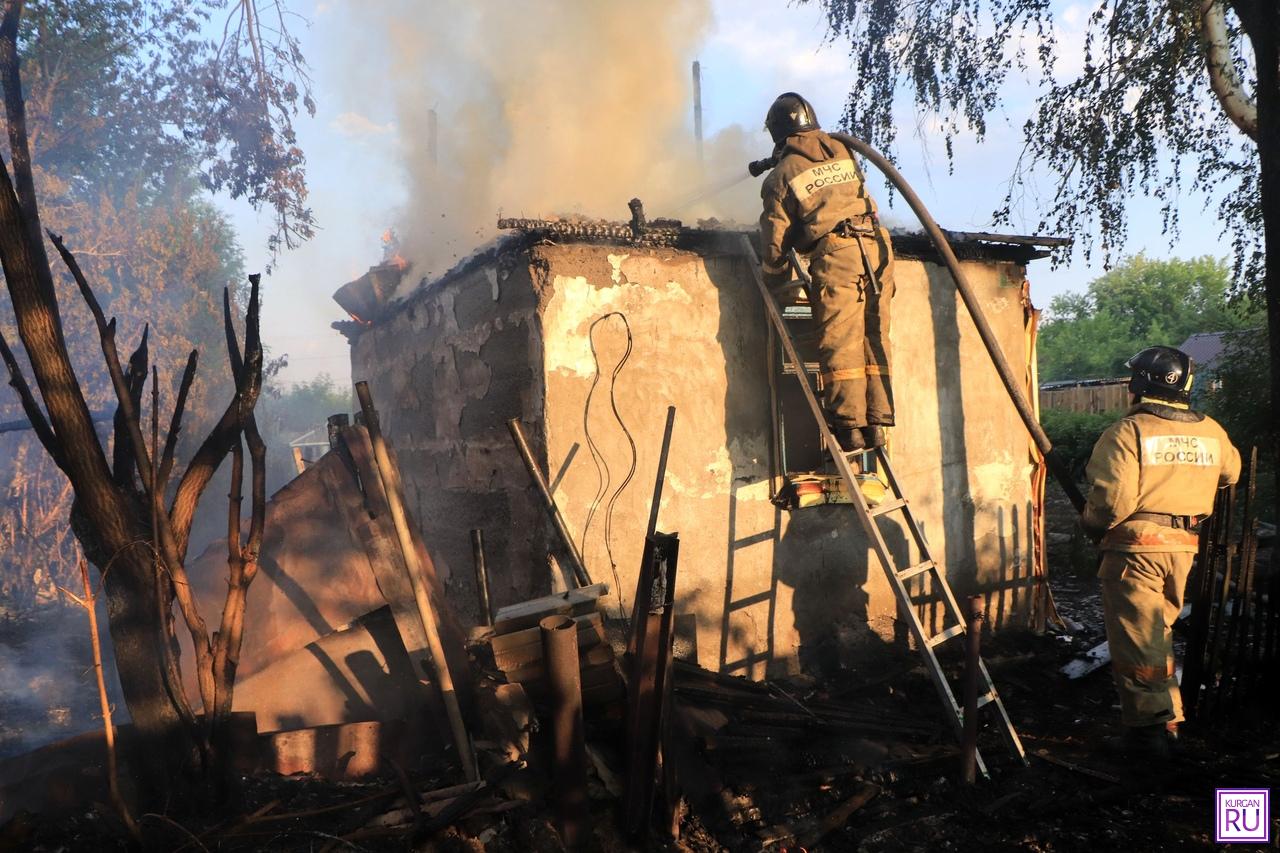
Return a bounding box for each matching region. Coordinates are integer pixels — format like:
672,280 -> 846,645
1083,346 -> 1240,759
757,92 -> 896,453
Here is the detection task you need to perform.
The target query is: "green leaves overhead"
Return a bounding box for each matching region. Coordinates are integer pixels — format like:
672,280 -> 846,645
807,0 -> 1262,294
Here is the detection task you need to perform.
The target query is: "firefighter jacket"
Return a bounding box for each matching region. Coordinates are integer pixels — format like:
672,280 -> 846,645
1083,401 -> 1241,553
759,129 -> 878,284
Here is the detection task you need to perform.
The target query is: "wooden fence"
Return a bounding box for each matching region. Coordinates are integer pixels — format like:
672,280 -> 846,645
1039,380 -> 1129,414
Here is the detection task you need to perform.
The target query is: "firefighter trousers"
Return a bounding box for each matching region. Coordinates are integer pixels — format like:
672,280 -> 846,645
1098,550 -> 1194,727
806,229 -> 895,429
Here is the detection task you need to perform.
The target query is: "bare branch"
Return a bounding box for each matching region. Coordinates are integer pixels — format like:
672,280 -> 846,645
1200,0 -> 1258,140
49,231 -> 156,494
222,285 -> 244,378
0,0 -> 44,257
45,234 -> 215,713
111,325 -> 148,488
159,350 -> 199,492
0,29 -> 112,498
152,539 -> 205,754
171,274 -> 264,560
212,438 -> 245,721
243,418 -> 266,581
211,276 -> 267,726
0,324 -> 64,469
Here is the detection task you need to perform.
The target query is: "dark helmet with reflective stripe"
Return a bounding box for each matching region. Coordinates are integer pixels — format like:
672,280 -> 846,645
1126,346 -> 1194,404
765,92 -> 820,145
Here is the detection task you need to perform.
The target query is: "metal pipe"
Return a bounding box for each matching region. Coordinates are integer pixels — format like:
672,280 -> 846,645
626,406 -> 676,650
506,417 -> 592,587
645,407 -> 677,539
826,131 -> 1087,514
623,532 -> 681,835
961,595 -> 984,785
541,614 -> 588,849
354,381 -> 477,781
470,529 -> 494,626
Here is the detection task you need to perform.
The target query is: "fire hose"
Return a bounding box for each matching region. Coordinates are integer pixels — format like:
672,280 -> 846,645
750,136 -> 1087,514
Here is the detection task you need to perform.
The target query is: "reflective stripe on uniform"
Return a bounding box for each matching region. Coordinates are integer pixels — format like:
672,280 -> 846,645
821,367 -> 864,383
1112,661 -> 1175,681
865,364 -> 890,376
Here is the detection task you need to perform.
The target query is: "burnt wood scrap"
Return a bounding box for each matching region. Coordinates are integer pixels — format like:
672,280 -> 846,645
356,381 -> 476,781
176,416 -> 472,737
468,599 -> 626,711
498,198 -> 684,248
1182,446 -> 1276,722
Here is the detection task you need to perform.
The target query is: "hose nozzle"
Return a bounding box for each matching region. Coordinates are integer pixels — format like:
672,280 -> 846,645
748,156 -> 777,178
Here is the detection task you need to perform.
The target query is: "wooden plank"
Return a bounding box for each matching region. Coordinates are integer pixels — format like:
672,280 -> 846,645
491,583 -> 608,628
1059,641 -> 1110,679
486,612 -> 603,656
492,623 -> 604,671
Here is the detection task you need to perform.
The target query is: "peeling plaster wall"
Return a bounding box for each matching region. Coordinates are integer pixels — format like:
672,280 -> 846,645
351,255 -> 554,622
349,235 -> 1037,678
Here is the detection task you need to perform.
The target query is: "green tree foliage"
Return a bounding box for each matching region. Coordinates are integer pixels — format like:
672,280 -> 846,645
1038,254 -> 1259,381
0,1 -> 311,603
1038,408 -> 1119,480
1201,326 -> 1272,451
19,0 -> 314,254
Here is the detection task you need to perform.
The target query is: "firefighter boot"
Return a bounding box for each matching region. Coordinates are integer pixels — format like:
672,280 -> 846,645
834,425 -> 865,453
861,426 -> 887,448
1102,723 -> 1171,761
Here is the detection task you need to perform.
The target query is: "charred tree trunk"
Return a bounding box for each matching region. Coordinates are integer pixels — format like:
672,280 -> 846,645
92,537 -> 203,805
0,1 -> 265,812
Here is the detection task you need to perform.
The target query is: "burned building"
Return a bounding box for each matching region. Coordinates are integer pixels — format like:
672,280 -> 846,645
334,218 -> 1055,678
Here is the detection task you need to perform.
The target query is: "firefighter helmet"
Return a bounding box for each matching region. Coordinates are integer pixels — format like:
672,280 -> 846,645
765,92 -> 820,145
1126,346 -> 1195,405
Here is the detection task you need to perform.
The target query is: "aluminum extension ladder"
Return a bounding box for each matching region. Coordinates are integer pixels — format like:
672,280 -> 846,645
742,236 -> 1027,777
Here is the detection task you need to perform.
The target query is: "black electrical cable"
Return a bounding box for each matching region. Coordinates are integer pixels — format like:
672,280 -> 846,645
580,318 -> 613,555
580,312 -> 636,618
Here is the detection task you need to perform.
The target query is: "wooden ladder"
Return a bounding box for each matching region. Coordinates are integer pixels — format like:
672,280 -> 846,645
742,236 -> 1027,776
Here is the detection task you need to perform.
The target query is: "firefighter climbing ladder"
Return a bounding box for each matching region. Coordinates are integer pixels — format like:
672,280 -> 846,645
741,236 -> 1027,777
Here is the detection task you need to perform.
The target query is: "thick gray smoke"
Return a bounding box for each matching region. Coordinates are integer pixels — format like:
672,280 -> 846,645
352,0 -> 767,284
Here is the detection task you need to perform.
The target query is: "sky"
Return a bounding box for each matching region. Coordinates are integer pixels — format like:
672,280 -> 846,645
221,0 -> 1237,389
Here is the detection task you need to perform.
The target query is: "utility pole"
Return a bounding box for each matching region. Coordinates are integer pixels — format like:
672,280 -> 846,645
692,60 -> 703,165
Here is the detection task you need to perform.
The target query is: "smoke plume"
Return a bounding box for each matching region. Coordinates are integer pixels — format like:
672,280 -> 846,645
356,0 -> 767,284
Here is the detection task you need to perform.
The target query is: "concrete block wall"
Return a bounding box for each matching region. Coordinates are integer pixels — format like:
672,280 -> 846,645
348,232 -> 1040,677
